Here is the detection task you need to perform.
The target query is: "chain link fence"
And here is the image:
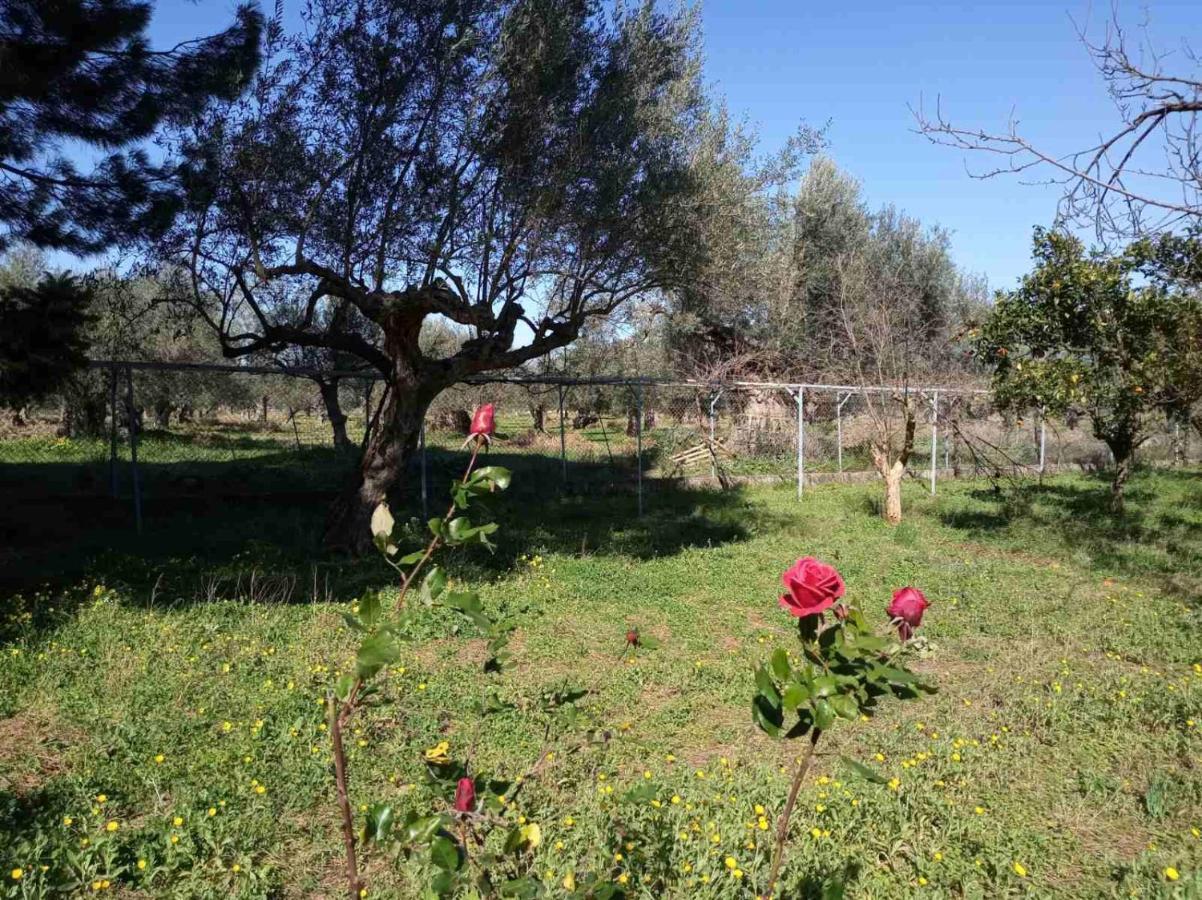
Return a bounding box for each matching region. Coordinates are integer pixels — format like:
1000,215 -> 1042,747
1,361 -> 1198,531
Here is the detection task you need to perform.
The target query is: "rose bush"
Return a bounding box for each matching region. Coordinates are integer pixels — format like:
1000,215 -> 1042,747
754,557 -> 935,898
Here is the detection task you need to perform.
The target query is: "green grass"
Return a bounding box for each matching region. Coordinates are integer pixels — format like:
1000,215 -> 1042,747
1,466 -> 1200,898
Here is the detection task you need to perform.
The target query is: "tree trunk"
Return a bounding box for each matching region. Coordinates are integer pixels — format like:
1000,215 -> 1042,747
1100,428 -> 1136,514
883,462 -> 904,525
318,378 -> 353,451
530,402 -> 546,433
1109,447 -> 1133,514
323,371 -> 434,554
153,400 -> 172,429
869,402 -> 916,526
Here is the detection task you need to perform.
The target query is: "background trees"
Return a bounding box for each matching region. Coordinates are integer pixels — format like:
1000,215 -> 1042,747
976,228 -> 1202,510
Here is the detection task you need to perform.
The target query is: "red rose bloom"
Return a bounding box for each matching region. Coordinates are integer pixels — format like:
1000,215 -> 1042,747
887,587 -> 929,640
453,777 -> 476,813
469,404 -> 496,438
779,557 -> 845,618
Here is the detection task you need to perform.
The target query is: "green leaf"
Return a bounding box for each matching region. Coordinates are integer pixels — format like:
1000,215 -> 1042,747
356,632 -> 401,679
754,665 -> 781,706
770,647 -> 791,680
334,674 -> 355,702
813,698 -> 836,731
873,665 -> 919,686
473,466 -> 512,490
428,517 -> 446,538
498,877 -> 541,898
403,815 -> 445,845
397,550 -> 426,565
839,756 -> 888,785
811,675 -> 838,698
830,693 -> 860,720
361,803 -> 395,843
340,611 -> 365,633
358,592 -> 382,627
781,681 -> 809,711
430,835 -> 462,871
422,566 -> 447,603
752,694 -> 784,737
430,871 -> 457,896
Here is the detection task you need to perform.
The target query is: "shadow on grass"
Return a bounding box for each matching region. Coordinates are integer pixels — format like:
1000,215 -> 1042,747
937,467 -> 1202,600
0,445 -> 759,619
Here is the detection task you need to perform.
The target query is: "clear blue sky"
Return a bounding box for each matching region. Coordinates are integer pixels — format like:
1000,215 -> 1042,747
143,0 -> 1201,291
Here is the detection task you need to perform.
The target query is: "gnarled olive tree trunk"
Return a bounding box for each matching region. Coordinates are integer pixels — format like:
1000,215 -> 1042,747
323,324 -> 442,553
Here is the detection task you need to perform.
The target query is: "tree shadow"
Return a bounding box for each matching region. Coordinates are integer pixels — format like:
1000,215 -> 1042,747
0,444 -> 760,624
937,468 -> 1202,602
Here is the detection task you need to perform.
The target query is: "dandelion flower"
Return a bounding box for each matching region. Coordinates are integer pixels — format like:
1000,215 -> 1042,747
1013,862 -> 1027,878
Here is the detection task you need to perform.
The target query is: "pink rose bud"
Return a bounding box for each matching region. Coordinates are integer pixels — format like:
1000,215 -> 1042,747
469,404 -> 496,438
833,604 -> 849,621
453,777 -> 475,813
779,557 -> 845,619
625,628 -> 639,646
887,587 -> 929,641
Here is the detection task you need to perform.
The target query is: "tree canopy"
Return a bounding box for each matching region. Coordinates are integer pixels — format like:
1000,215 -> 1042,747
0,0 -> 263,252
976,227 -> 1202,507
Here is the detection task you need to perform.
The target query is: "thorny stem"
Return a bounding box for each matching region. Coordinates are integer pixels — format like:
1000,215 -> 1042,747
329,699 -> 360,900
764,729 -> 822,900
331,436 -> 487,900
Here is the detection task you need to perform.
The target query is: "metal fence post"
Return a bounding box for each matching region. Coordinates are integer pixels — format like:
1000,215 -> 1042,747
1038,409 -> 1047,475
419,422 -> 428,520
635,384 -> 644,517
108,364 -> 118,497
708,390 -> 721,479
125,365 -> 142,533
557,385 -> 567,488
929,390 -> 938,495
796,386 -> 805,500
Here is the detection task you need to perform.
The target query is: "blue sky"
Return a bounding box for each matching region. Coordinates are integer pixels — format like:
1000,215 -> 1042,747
142,0 -> 1200,291
698,0 -> 1200,289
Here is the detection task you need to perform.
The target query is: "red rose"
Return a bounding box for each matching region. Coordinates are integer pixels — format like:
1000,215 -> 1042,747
469,404 -> 496,438
887,587 -> 929,641
779,557 -> 845,618
453,777 -> 475,813
625,628 -> 639,646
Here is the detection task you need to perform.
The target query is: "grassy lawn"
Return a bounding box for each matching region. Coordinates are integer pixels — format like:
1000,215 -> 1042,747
0,466 -> 1200,898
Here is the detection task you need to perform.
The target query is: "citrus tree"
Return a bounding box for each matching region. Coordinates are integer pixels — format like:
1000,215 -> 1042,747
976,228 -> 1202,510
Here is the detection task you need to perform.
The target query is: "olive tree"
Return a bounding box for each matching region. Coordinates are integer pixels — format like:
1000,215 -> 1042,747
163,0 -> 718,551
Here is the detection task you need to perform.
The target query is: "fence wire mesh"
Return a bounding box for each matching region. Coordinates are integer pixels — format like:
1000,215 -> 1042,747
1,362 -> 1198,531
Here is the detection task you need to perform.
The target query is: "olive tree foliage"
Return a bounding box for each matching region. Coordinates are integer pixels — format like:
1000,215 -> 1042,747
915,10 -> 1202,243
159,0 -> 726,551
666,118 -> 824,378
823,207 -> 967,525
976,228 -> 1202,511
667,155 -> 981,383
